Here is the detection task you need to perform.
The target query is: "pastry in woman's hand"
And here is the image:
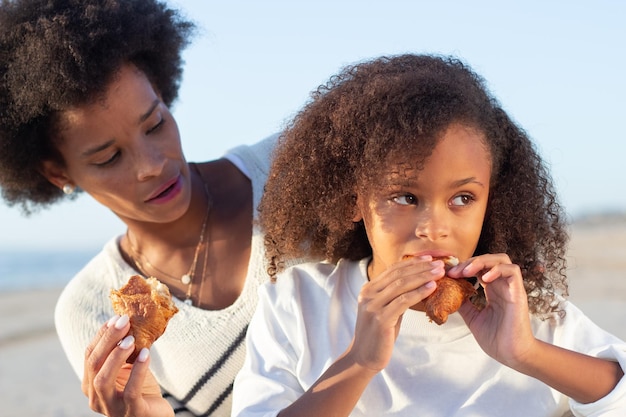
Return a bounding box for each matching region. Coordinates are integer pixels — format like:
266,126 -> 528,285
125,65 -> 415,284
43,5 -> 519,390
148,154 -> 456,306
110,275 -> 178,362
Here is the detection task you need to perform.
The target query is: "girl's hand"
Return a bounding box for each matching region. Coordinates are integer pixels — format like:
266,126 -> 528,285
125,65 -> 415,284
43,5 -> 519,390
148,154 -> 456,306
82,315 -> 174,417
447,254 -> 537,368
348,257 -> 442,372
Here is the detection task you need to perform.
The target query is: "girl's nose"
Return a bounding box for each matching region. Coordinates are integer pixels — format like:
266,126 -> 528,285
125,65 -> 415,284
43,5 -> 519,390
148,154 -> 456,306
414,206 -> 450,241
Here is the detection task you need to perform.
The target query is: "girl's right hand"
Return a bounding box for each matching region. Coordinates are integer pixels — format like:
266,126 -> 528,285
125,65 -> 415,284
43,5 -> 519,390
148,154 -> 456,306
348,256 -> 442,372
82,315 -> 174,417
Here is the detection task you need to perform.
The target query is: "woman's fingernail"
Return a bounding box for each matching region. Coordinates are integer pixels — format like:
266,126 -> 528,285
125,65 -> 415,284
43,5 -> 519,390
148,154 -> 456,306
117,335 -> 135,350
425,280 -> 436,289
114,314 -> 130,330
106,315 -> 120,328
137,348 -> 150,363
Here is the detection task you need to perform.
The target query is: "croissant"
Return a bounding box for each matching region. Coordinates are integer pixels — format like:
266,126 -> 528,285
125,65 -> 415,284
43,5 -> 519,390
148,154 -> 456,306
404,255 -> 476,325
110,275 -> 179,362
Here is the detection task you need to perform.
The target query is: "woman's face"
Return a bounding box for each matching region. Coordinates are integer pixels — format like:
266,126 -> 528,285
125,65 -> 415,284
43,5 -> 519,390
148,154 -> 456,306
42,64 -> 191,224
355,123 -> 492,281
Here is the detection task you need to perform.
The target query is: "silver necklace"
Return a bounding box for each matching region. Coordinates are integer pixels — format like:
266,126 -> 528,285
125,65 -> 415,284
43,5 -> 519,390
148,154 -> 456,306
126,167 -> 212,305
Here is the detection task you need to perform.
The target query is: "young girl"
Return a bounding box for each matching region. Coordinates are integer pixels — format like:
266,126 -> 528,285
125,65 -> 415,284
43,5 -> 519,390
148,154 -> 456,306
231,54 -> 626,416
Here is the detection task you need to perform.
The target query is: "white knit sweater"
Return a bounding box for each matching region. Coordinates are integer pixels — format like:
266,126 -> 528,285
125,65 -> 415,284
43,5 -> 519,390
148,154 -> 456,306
55,134 -> 277,417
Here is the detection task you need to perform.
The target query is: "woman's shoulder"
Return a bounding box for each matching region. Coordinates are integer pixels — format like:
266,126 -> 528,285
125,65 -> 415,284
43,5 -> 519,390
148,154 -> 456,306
55,236 -> 133,312
224,132 -> 279,178
54,236 -> 133,376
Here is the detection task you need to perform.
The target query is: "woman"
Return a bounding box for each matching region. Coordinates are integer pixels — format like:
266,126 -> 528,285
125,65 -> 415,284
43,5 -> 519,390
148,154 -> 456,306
0,0 -> 276,416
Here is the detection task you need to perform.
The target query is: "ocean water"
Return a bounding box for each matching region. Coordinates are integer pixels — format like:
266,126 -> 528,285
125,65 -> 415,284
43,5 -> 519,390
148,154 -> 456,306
0,249 -> 98,291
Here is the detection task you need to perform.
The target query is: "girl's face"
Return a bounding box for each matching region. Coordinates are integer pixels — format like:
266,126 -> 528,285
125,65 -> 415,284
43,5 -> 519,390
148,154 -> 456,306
355,123 -> 492,281
42,64 -> 191,225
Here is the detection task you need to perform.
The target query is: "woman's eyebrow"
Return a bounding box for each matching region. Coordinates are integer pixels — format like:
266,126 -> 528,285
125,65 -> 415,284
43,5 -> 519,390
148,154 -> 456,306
82,139 -> 115,157
81,100 -> 161,157
139,99 -> 161,123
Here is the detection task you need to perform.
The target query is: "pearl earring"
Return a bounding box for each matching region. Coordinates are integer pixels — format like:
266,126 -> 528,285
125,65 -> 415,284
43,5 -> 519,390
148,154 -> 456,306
62,183 -> 75,195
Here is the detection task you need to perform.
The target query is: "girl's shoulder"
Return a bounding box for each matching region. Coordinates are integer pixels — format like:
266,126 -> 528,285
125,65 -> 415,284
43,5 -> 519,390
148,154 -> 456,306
532,297 -> 626,349
262,258 -> 368,303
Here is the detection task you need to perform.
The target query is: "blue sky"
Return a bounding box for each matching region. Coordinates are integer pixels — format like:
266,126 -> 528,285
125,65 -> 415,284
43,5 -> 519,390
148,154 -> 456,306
1,0 -> 624,250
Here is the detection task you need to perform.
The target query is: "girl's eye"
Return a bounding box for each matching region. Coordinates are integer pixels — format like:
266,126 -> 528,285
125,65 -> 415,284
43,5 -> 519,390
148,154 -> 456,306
451,194 -> 475,206
147,117 -> 164,134
393,194 -> 417,206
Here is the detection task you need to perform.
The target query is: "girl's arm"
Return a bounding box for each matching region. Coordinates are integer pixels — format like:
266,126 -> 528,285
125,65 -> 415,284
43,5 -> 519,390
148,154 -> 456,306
277,347 -> 377,417
511,339 -> 623,404
452,254 -> 624,404
233,258 -> 443,417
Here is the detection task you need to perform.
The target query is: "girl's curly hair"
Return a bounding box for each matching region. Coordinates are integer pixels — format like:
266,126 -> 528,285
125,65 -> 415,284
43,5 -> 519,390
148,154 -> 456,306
0,0 -> 195,213
259,54 -> 569,317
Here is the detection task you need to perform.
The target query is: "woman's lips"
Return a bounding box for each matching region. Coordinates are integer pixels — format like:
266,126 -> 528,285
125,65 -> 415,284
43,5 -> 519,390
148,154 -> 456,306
146,175 -> 183,204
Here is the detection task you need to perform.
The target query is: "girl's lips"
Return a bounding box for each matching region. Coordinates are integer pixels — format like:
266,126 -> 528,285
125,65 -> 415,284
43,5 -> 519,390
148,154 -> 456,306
405,250 -> 456,260
146,175 -> 183,204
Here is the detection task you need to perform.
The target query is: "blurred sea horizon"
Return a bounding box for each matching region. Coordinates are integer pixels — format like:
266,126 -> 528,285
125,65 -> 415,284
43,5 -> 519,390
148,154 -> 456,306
1,210 -> 624,292
0,249 -> 98,291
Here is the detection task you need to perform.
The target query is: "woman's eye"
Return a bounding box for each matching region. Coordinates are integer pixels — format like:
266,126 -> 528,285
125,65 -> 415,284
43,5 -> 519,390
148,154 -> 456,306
94,151 -> 120,167
393,195 -> 417,206
147,117 -> 164,134
451,194 -> 474,206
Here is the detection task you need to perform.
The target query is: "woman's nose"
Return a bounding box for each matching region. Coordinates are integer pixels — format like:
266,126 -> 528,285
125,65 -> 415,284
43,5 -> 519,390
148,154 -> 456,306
134,142 -> 166,181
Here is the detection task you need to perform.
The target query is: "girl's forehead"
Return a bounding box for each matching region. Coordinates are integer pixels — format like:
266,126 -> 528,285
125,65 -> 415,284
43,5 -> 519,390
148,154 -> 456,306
359,160 -> 424,191
362,129 -> 492,186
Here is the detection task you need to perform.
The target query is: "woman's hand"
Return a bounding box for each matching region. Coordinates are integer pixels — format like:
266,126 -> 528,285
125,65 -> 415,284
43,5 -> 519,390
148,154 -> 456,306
447,254 -> 537,368
348,256 -> 442,372
82,315 -> 174,417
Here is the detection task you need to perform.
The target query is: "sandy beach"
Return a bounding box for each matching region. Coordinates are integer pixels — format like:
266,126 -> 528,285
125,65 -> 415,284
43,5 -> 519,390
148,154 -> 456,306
1,216 -> 625,417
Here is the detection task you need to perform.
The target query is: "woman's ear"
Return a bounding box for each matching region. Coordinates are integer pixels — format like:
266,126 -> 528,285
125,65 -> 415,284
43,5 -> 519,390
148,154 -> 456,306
40,159 -> 72,190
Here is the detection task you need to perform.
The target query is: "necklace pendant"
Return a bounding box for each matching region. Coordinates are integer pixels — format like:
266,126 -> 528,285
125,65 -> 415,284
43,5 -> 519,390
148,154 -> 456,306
181,274 -> 192,285
184,298 -> 193,306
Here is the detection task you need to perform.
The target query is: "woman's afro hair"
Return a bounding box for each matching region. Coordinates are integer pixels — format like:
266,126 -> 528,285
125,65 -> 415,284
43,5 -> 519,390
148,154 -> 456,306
0,0 -> 195,212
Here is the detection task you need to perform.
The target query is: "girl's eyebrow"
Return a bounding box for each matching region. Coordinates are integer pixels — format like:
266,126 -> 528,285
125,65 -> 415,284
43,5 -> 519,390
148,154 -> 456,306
453,177 -> 486,188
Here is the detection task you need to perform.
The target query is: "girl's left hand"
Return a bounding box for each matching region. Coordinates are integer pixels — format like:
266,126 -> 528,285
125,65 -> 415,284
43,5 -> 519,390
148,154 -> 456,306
446,254 -> 536,368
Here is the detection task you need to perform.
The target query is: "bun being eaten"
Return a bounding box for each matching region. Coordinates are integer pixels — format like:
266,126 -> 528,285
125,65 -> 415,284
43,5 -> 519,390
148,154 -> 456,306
110,275 -> 179,362
404,255 -> 476,325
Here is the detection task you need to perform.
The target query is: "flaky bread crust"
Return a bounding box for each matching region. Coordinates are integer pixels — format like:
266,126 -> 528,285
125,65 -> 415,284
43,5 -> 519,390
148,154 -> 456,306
404,255 -> 476,325
110,275 -> 178,362
423,276 -> 476,325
